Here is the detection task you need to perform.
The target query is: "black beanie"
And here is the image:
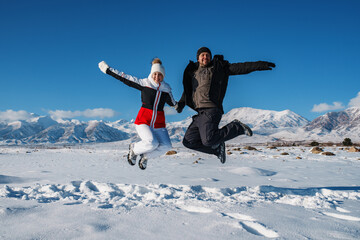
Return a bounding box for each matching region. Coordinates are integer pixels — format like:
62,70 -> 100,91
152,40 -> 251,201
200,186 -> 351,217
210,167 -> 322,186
196,47 -> 212,60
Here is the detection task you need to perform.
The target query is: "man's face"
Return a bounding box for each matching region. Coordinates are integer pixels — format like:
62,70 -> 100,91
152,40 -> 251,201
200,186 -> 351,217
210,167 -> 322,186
198,52 -> 211,67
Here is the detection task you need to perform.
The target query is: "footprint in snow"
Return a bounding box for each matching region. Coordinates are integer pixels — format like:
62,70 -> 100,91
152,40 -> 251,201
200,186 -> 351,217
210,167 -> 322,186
222,212 -> 279,239
91,223 -> 111,232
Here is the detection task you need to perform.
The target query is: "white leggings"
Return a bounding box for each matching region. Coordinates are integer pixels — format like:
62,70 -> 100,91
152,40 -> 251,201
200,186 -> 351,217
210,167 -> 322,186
133,124 -> 172,159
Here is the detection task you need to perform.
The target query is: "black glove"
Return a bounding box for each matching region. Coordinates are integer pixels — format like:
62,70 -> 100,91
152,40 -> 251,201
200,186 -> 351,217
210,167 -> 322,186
260,61 -> 276,70
174,102 -> 185,113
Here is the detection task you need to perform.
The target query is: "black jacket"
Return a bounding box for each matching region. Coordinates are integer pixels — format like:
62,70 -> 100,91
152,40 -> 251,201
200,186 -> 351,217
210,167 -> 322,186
106,67 -> 176,111
177,55 -> 275,113
106,67 -> 176,128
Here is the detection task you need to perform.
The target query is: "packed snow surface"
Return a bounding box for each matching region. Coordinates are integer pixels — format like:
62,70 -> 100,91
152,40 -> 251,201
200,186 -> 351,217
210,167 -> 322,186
1,140 -> 360,239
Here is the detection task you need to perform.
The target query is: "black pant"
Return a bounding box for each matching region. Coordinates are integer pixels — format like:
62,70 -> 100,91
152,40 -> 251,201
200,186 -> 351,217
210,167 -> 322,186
182,108 -> 245,155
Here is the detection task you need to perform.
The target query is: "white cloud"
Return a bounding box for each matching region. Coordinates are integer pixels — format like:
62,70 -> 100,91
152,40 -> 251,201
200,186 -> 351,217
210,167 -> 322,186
311,102 -> 345,113
348,92 -> 360,108
82,108 -> 116,118
0,110 -> 33,122
48,108 -> 116,120
164,106 -> 177,115
48,110 -> 79,120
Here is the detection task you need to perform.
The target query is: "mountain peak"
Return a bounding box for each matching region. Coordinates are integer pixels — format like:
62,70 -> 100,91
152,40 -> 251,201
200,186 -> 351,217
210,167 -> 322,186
222,107 -> 309,130
305,107 -> 360,135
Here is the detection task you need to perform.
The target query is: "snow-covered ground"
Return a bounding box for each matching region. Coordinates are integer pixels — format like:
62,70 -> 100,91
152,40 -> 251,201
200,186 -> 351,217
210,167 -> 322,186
1,140 -> 360,239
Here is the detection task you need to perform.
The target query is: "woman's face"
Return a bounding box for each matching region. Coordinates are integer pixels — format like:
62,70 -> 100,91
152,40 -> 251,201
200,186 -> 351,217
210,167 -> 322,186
152,72 -> 164,84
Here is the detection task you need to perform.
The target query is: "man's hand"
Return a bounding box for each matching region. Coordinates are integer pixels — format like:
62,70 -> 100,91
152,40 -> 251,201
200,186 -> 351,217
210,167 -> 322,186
260,61 -> 276,70
174,102 -> 184,113
98,61 -> 109,74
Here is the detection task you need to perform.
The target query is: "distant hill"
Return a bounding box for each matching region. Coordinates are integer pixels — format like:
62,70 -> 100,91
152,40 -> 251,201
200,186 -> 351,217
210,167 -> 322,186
1,107 -> 359,145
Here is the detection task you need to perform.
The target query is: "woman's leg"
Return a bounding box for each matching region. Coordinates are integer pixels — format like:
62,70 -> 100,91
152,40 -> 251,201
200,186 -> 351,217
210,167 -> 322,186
145,127 -> 172,159
133,124 -> 159,156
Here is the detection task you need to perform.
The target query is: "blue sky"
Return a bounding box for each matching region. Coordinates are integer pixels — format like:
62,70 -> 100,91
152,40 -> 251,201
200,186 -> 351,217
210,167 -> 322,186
1,0 -> 360,123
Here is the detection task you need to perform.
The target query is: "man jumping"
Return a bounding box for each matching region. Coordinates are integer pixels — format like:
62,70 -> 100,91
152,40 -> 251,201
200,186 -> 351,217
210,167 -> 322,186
176,47 -> 275,163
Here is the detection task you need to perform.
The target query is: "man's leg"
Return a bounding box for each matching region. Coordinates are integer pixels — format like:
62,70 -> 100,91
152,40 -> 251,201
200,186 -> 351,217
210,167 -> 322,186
183,108 -> 250,155
197,108 -> 248,147
183,115 -> 217,154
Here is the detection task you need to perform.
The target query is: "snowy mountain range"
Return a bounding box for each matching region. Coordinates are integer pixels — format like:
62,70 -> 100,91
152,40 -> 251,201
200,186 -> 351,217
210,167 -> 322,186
0,116 -> 130,145
1,107 -> 359,145
301,107 -> 360,142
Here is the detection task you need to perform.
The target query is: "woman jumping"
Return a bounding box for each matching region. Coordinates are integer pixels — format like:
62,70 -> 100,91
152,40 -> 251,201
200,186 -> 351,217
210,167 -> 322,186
98,58 -> 177,170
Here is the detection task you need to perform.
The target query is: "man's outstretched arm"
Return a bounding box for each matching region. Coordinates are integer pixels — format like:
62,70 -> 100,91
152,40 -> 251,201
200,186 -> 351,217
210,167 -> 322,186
228,61 -> 276,75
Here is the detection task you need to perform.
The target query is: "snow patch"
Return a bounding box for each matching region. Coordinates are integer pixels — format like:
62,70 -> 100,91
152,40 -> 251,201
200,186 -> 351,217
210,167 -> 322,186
228,167 -> 277,177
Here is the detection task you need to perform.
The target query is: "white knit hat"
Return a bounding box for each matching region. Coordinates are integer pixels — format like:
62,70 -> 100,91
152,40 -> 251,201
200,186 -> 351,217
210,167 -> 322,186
150,63 -> 165,78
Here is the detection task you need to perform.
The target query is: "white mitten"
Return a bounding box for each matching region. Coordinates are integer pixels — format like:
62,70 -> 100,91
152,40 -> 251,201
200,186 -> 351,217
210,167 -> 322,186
98,61 -> 109,74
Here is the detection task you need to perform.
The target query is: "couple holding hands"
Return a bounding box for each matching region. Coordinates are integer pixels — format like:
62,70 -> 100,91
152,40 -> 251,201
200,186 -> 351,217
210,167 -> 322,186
98,47 -> 275,170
